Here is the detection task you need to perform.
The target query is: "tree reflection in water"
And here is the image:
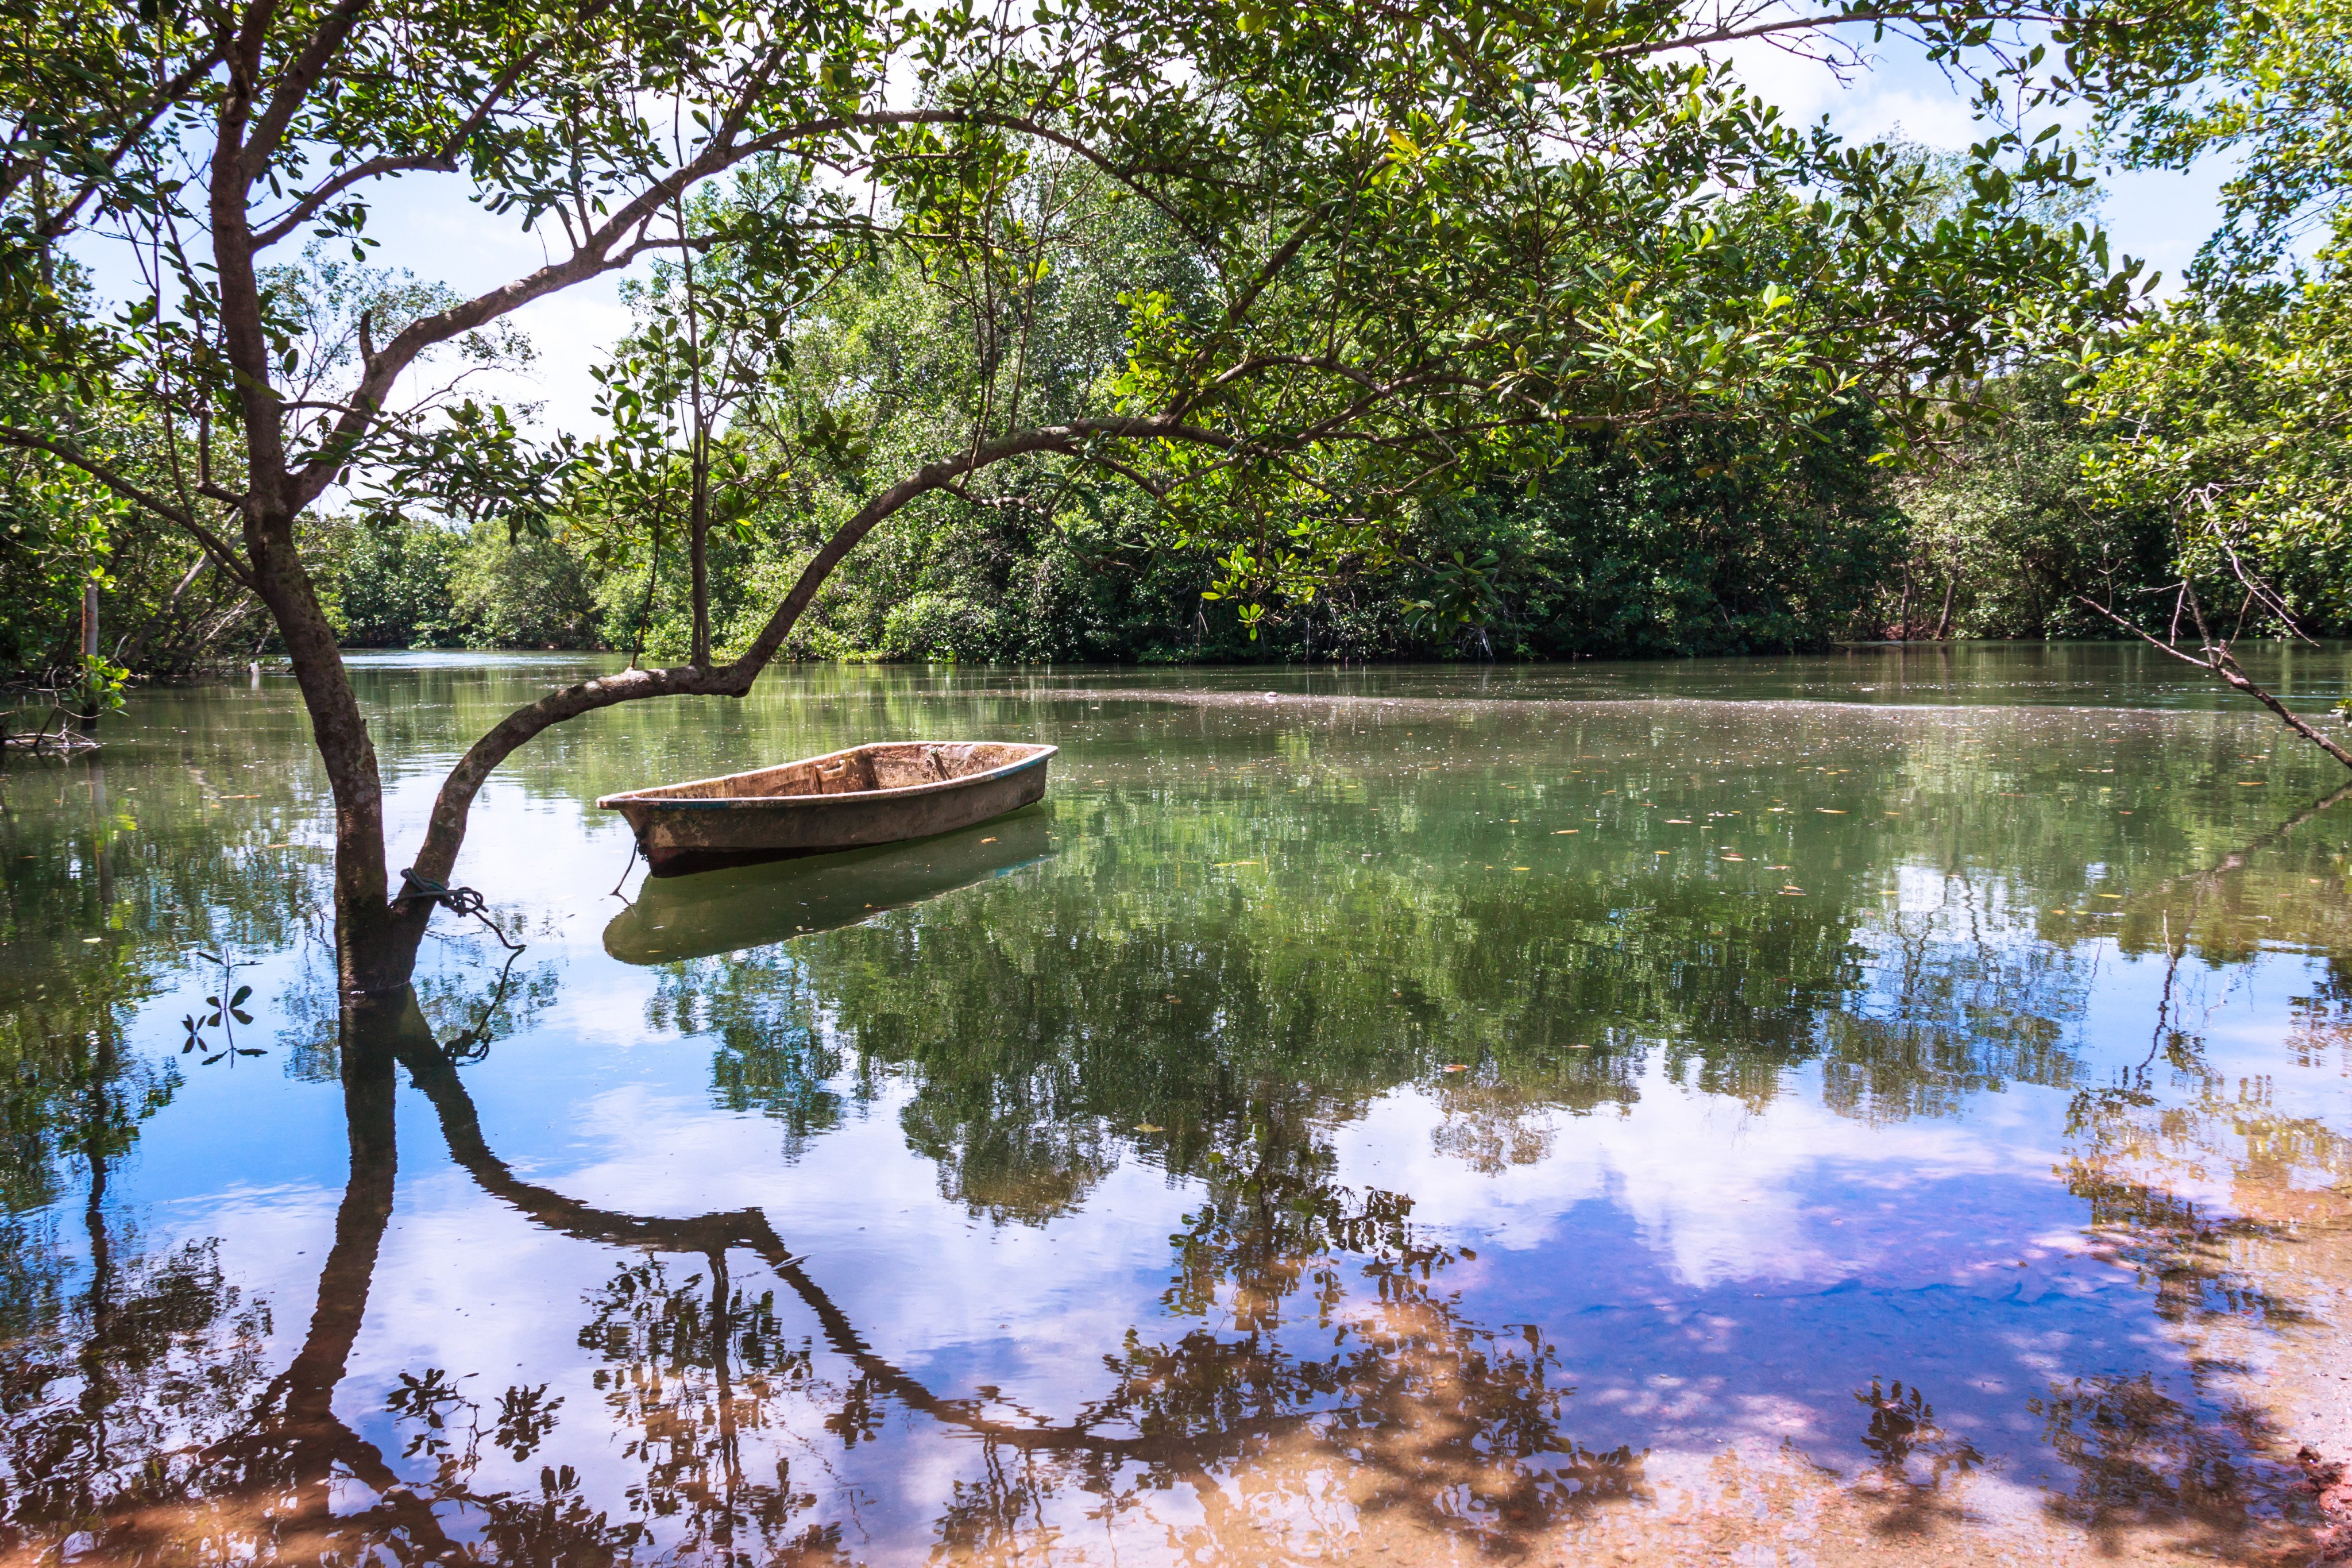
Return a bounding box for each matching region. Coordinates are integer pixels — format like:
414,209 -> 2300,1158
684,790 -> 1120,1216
410,1006 -> 1647,1560
0,965 -> 1670,1562
3,724 -> 2350,1561
5,966 -> 2323,1563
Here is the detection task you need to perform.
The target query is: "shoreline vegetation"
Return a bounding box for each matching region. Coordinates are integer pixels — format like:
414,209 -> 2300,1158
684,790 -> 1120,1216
8,365 -> 2183,679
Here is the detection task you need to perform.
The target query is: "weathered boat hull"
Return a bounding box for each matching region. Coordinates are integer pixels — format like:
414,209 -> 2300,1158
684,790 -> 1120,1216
597,740 -> 1055,878
602,809 -> 1053,962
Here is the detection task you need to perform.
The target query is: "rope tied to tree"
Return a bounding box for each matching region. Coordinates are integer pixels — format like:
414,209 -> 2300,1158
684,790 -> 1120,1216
400,868 -> 526,951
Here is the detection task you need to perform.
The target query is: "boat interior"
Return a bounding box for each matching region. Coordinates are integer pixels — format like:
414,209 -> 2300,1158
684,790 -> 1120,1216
620,741 -> 1046,801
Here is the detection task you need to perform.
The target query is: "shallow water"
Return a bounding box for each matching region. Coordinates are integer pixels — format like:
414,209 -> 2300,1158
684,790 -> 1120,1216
3,645 -> 2351,1565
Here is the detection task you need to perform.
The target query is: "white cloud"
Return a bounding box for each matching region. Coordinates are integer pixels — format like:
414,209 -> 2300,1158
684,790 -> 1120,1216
1331,1063 -> 2061,1291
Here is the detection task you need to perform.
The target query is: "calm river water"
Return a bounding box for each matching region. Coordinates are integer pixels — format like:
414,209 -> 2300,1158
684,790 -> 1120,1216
4,645 -> 2352,1565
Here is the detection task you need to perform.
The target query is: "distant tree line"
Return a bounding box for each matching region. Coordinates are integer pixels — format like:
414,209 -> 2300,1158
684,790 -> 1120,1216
0,353 -> 2205,674
287,410 -> 1908,665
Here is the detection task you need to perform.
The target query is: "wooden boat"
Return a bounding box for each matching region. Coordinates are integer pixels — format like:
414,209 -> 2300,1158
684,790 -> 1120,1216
603,810 -> 1053,963
597,740 -> 1056,878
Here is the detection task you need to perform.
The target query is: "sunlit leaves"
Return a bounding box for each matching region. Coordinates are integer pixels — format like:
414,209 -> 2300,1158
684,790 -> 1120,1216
2089,0 -> 2352,281
2078,280 -> 2352,633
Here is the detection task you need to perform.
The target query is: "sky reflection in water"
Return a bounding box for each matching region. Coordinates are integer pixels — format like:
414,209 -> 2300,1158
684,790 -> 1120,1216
2,646 -> 2350,1565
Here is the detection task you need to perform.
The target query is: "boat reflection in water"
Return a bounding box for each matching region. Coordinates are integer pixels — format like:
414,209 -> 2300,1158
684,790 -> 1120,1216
602,807 -> 1055,964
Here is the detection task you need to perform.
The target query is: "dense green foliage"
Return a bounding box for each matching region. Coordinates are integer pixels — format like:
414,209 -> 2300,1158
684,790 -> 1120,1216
283,175 -> 1915,665
1884,368 -> 2165,640
13,0 -> 2352,713
298,203 -> 1913,666
314,412 -> 1900,662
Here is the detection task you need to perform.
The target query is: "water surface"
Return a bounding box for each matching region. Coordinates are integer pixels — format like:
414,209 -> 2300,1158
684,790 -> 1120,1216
3,645 -> 2350,1565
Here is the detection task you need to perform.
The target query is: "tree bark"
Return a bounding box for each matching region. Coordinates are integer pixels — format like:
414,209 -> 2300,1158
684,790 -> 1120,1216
250,536 -> 413,992
210,49 -> 412,994
681,209 -> 713,670
76,579 -> 100,730
689,470 -> 712,669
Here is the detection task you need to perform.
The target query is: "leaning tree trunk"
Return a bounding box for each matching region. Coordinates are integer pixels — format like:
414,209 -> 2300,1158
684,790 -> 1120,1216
248,531 -> 431,994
